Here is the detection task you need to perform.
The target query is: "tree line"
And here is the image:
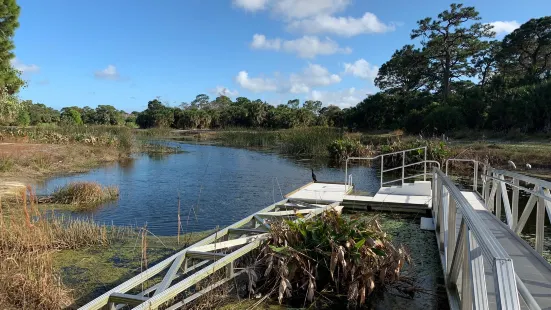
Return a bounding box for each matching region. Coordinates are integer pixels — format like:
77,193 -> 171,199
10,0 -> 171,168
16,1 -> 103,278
1,2 -> 550,134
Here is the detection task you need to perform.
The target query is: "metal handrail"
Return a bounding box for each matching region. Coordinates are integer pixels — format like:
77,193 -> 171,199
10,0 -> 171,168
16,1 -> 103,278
345,147 -> 429,188
433,168 -> 521,310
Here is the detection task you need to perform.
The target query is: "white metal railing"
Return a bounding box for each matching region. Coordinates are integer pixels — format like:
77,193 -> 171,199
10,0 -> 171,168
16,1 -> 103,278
79,199 -> 339,310
345,147 -> 429,187
446,159 -> 551,256
432,168 -> 521,310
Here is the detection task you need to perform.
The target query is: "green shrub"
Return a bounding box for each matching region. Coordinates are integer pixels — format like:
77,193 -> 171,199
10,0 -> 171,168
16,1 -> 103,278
424,106 -> 465,133
328,138 -> 368,161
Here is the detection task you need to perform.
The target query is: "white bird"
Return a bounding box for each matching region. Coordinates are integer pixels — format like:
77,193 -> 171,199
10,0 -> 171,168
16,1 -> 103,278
508,160 -> 517,169
526,163 -> 532,169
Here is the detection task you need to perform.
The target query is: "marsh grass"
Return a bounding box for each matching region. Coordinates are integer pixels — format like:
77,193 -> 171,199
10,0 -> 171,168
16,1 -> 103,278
52,182 -> 119,206
214,127 -> 342,157
0,187 -> 130,309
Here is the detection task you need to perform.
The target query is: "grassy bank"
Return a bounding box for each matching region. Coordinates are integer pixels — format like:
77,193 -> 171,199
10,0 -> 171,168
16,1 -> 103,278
0,125 -> 182,198
181,128 -> 551,170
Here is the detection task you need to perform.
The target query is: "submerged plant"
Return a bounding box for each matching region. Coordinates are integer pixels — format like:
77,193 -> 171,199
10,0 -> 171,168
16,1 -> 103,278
255,211 -> 412,308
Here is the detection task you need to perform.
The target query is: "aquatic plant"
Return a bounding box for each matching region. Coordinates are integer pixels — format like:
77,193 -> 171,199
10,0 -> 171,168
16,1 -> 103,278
328,138 -> 372,161
254,211 -> 412,308
52,181 -> 119,206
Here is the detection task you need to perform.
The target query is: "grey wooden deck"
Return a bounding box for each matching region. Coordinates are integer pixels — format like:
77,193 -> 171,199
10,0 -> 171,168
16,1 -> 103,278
460,191 -> 551,309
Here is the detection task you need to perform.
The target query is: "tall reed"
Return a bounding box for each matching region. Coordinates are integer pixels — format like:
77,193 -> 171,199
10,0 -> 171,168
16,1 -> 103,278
0,187 -> 130,309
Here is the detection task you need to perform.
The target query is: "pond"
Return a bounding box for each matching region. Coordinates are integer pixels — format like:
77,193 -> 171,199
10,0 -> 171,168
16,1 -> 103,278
37,141 -> 381,235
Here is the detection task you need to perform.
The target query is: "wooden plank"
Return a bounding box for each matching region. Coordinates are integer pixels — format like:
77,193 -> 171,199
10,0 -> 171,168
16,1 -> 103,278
108,293 -> 148,306
190,234 -> 268,252
186,251 -> 226,261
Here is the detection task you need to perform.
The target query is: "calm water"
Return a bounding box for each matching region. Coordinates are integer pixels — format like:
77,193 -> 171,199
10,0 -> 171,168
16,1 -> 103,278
37,142 -> 380,235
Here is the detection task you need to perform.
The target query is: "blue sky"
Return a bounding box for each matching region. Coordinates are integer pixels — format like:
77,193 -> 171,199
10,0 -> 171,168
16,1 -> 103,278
11,0 -> 551,112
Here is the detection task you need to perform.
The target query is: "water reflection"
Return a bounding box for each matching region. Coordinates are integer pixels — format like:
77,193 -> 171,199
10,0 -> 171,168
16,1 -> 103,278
37,142 -> 380,235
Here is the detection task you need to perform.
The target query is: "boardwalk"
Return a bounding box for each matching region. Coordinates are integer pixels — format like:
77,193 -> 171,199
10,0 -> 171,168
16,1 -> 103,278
79,148 -> 551,310
461,191 -> 551,309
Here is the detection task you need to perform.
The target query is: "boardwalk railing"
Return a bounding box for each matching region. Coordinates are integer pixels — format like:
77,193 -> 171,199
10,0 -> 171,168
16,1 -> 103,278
345,146 -> 444,187
446,159 -> 551,255
80,199 -> 339,310
432,168 -> 521,310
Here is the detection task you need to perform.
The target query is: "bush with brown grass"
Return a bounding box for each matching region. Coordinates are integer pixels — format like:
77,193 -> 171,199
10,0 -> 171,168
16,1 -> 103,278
0,187 -> 130,309
52,181 -> 119,206
252,211 -> 412,308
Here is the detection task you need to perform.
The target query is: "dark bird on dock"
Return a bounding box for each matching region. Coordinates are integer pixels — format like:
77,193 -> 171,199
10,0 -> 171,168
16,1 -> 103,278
311,168 -> 317,183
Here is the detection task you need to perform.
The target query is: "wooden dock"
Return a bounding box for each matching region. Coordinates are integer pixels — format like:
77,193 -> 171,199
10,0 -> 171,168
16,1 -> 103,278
288,180 -> 432,213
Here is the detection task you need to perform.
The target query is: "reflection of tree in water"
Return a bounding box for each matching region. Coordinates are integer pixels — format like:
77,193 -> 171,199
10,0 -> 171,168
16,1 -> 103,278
118,158 -> 135,174
147,153 -> 169,161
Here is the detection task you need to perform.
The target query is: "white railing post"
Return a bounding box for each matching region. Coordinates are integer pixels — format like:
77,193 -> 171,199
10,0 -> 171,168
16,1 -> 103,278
345,158 -> 349,186
380,155 -> 384,187
512,179 -> 519,229
424,147 -> 427,181
402,151 -> 406,185
536,193 -> 545,254
496,174 -> 502,220
447,197 -> 457,274
473,161 -> 479,192
461,227 -> 473,310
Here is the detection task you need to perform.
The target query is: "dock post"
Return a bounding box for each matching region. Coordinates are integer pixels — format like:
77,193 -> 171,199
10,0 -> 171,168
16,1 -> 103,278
424,147 -> 427,181
536,193 -> 545,254
401,151 -> 405,185
512,179 -> 519,228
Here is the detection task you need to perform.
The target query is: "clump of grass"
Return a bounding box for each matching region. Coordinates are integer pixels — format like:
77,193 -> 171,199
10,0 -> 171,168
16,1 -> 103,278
0,252 -> 73,310
52,182 -> 119,206
216,130 -> 279,148
328,138 -> 373,161
279,127 -> 343,157
0,186 -> 129,309
0,156 -> 15,172
140,142 -> 183,154
253,211 -> 412,308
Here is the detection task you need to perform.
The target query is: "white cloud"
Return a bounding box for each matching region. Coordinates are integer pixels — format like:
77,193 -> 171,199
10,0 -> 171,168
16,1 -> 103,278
233,0 -> 269,11
250,34 -> 351,58
488,21 -> 520,35
234,0 -> 350,19
272,0 -> 349,19
288,13 -> 394,37
236,63 -> 341,93
94,65 -> 120,80
288,63 -> 341,93
235,71 -> 278,92
309,87 -> 371,108
10,58 -> 40,73
212,86 -> 239,97
250,34 -> 281,50
343,59 -> 379,81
